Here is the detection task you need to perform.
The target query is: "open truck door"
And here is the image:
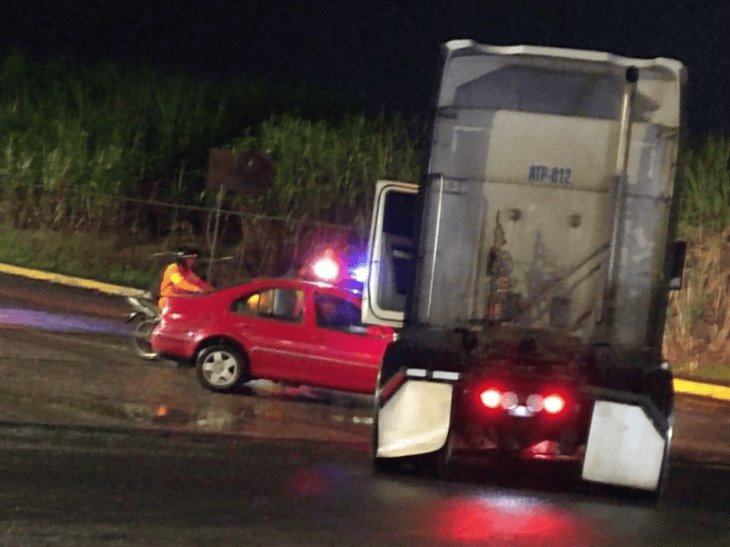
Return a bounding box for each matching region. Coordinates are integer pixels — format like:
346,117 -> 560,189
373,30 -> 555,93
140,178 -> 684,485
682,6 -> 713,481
362,180 -> 418,329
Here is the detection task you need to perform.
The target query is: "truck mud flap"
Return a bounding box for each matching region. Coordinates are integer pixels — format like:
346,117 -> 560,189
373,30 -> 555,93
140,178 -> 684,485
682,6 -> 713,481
581,388 -> 671,492
376,379 -> 453,458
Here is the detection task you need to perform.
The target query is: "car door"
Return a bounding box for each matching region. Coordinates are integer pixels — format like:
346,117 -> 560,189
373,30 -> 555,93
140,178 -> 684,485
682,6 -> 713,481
228,285 -> 319,384
309,290 -> 389,393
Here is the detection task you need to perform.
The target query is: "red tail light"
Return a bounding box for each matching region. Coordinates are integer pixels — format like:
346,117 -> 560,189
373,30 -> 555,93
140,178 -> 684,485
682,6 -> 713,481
543,393 -> 566,414
479,388 -> 502,409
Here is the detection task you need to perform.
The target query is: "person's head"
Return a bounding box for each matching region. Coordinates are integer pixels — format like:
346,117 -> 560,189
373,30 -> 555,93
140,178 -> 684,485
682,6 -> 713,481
175,246 -> 200,269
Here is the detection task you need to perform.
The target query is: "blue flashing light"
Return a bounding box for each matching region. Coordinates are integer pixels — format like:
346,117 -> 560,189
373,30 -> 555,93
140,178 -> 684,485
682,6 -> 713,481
351,265 -> 368,283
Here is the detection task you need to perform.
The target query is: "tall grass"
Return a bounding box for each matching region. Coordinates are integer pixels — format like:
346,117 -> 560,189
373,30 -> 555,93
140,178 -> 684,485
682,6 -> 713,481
0,51 -> 421,235
0,53 -> 281,228
664,225 -> 730,371
679,134 -> 730,234
231,113 -> 422,230
663,134 -> 730,373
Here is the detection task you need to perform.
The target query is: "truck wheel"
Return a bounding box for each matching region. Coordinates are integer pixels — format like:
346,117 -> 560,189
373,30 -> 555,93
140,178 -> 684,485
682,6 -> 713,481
644,365 -> 674,498
644,366 -> 674,418
372,406 -> 403,473
373,402 -> 453,478
652,411 -> 674,499
415,430 -> 455,480
372,344 -> 407,473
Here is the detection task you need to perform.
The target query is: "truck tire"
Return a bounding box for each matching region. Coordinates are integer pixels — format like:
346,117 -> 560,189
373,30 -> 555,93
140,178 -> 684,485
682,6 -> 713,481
372,344 -> 406,473
643,366 -> 674,420
644,366 -> 674,499
413,430 -> 455,480
643,365 -> 674,498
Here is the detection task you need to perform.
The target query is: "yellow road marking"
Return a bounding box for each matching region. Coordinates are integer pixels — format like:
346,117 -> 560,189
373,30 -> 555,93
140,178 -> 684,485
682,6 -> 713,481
0,262 -> 149,298
674,378 -> 730,401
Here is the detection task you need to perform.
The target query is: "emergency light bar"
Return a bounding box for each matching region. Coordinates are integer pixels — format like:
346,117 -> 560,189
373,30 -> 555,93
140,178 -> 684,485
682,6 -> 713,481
311,256 -> 340,283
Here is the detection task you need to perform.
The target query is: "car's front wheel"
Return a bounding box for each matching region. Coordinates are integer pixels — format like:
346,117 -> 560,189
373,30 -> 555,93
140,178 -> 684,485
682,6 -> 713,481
195,344 -> 248,393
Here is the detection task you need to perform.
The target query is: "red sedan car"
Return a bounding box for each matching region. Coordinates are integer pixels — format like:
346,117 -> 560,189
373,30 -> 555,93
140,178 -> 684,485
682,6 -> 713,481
151,278 -> 394,394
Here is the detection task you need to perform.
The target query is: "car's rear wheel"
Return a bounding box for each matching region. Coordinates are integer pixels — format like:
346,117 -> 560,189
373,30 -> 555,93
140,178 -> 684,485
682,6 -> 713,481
195,344 -> 248,393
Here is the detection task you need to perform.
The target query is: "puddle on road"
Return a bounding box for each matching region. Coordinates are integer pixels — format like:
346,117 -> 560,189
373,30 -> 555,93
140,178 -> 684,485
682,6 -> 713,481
4,342 -> 373,437
0,306 -> 130,335
118,395 -> 373,436
3,390 -> 374,445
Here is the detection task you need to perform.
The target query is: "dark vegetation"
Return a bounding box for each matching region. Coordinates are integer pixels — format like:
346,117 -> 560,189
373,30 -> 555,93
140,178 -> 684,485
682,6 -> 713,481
0,52 -> 727,375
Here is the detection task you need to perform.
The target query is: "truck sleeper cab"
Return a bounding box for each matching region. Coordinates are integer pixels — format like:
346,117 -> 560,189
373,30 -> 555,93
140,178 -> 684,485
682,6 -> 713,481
363,41 -> 686,494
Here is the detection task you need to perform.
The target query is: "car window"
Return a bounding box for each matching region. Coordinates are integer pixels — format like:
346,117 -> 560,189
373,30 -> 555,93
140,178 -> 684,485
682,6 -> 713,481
314,293 -> 366,334
232,288 -> 304,323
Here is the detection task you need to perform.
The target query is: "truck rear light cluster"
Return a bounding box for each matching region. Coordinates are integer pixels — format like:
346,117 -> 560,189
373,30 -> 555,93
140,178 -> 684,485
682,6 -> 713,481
478,388 -> 567,415
526,394 -> 544,412
479,388 -> 518,410
479,388 -> 502,409
542,393 -> 567,414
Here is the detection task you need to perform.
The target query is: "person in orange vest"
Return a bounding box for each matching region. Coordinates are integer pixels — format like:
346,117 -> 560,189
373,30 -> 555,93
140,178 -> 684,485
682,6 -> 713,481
158,246 -> 213,309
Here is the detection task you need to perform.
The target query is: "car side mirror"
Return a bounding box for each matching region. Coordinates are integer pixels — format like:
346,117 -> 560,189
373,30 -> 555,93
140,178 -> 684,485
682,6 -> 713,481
665,241 -> 686,290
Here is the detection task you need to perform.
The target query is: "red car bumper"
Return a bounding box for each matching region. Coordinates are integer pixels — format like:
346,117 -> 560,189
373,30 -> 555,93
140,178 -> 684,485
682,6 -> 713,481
151,325 -> 198,361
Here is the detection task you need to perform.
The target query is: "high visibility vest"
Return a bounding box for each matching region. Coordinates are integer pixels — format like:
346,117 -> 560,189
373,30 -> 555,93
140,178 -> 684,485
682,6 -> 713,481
158,263 -> 206,308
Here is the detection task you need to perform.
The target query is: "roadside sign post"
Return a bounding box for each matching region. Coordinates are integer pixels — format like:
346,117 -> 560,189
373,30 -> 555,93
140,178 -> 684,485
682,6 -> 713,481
208,184 -> 226,282
205,149 -> 273,283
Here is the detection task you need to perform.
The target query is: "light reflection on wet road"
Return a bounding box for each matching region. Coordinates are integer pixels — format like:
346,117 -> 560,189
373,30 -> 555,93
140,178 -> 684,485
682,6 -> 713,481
2,421 -> 728,547
1,286 -> 729,546
417,494 -> 602,546
0,296 -> 376,439
0,305 -> 131,335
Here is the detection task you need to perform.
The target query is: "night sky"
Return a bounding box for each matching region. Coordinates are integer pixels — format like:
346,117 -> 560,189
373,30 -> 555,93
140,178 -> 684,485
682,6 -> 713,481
2,0 -> 729,136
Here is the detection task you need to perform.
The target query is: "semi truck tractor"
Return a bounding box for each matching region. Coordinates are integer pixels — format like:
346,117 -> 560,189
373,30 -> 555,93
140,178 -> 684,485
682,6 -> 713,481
362,40 -> 687,494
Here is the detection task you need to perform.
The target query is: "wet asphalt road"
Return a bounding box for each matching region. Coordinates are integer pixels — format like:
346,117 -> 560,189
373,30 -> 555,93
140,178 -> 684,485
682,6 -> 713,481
1,274 -> 729,546
1,420 -> 727,547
